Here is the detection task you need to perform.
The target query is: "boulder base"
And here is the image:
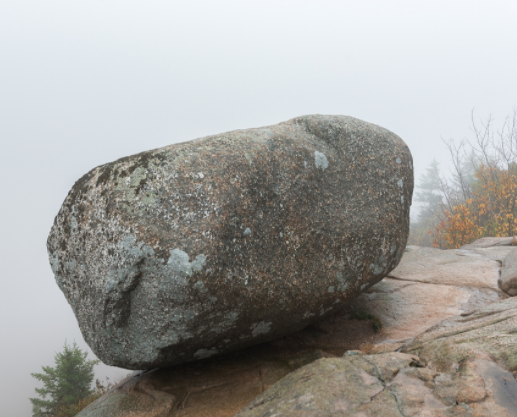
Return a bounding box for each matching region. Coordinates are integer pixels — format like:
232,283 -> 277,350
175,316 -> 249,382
238,297 -> 517,417
76,349 -> 334,417
75,245 -> 517,417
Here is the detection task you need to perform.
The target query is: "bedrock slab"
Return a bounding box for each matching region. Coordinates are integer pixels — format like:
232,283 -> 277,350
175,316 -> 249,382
352,246 -> 507,342
238,352 -> 516,417
47,115 -> 413,369
238,298 -> 517,417
461,236 -> 517,249
459,236 -> 517,296
236,352 -> 423,417
403,296 -> 517,416
403,296 -> 517,377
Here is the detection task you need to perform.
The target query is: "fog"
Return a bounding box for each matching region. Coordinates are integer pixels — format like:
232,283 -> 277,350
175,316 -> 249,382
1,1 -> 516,415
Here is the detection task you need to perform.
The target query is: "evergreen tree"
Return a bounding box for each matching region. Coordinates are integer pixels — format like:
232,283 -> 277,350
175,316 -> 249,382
408,159 -> 444,247
30,342 -> 99,417
415,159 -> 443,224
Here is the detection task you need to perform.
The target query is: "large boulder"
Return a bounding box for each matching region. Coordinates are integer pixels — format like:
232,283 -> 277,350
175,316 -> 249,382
47,115 -> 413,369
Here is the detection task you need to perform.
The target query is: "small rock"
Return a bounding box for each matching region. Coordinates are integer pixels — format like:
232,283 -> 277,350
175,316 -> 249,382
499,248 -> 517,296
343,350 -> 363,357
369,342 -> 404,354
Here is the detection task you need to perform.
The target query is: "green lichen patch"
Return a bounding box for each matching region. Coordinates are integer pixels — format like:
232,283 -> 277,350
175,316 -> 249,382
350,309 -> 383,333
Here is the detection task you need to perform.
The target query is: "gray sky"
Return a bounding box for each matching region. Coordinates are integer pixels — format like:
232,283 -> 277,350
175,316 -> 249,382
1,1 -> 516,415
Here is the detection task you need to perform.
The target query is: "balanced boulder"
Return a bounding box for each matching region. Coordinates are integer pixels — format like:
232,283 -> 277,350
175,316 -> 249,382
47,115 -> 413,369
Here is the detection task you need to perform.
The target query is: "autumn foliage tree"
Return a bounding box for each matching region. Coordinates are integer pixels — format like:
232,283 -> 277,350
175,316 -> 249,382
431,110 -> 517,248
432,201 -> 480,249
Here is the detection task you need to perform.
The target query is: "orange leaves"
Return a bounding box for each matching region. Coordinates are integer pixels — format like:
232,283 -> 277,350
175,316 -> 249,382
433,163 -> 517,248
415,110 -> 517,249
436,166 -> 514,247
432,204 -> 481,249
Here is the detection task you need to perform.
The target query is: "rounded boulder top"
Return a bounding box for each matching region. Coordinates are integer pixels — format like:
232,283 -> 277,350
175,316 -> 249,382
48,115 -> 413,369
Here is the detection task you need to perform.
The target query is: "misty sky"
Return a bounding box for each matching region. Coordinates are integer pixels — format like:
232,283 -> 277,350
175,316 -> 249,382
1,1 -> 516,415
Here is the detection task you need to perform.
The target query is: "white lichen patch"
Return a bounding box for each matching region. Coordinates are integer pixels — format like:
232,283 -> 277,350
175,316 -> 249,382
121,235 -> 155,258
191,254 -> 207,272
251,321 -> 272,337
194,348 -> 218,360
210,311 -> 239,334
102,235 -> 155,296
114,166 -> 148,202
397,179 -> 403,188
70,207 -> 78,234
194,281 -> 208,293
336,272 -> 349,292
314,151 -> 329,170
156,308 -> 195,346
243,227 -> 252,236
319,305 -> 333,316
167,249 -> 206,277
369,262 -> 385,275
50,253 -> 59,275
303,311 -> 315,319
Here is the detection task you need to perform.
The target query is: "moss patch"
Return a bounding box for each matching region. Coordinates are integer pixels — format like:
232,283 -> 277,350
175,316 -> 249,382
350,309 -> 383,333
